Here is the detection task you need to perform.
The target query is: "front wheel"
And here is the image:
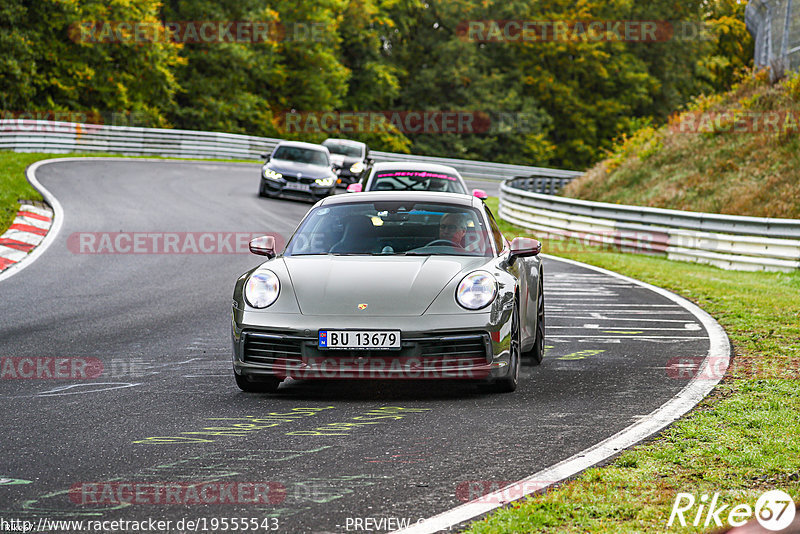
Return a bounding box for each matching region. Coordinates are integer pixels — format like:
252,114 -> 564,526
235,373 -> 281,393
522,274 -> 545,365
489,305 -> 521,393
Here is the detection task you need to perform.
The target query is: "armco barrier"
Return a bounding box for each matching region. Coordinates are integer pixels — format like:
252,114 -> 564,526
500,178 -> 800,272
0,119 -> 581,189
4,119 -> 796,271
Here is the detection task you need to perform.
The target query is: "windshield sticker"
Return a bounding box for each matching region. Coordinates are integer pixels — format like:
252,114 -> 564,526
375,171 -> 457,180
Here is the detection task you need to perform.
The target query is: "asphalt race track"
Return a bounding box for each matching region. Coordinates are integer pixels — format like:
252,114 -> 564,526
0,160 -> 715,533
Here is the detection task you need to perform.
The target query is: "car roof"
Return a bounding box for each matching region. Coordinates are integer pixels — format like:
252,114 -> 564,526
322,138 -> 366,147
371,161 -> 461,175
274,140 -> 330,152
318,191 -> 480,208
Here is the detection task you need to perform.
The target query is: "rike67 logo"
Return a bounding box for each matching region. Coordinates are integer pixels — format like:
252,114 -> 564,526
668,490 -> 795,531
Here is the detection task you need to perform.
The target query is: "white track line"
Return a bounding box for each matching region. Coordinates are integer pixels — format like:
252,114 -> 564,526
391,254 -> 731,534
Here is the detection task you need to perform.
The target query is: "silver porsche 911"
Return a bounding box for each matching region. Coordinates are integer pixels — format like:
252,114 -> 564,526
231,192 -> 544,393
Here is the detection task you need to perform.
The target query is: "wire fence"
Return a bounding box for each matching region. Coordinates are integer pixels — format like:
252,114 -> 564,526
747,0 -> 800,79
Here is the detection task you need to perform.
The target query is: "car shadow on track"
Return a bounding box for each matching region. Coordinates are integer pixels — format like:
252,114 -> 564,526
257,378 -> 501,401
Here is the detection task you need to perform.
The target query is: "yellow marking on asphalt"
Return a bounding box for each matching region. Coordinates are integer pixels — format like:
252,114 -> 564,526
286,406 -> 430,437
602,330 -> 643,334
558,349 -> 606,360
133,407 -> 335,444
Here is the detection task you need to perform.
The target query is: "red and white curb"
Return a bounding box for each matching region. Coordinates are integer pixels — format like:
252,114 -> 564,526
0,158 -> 65,282
0,204 -> 53,272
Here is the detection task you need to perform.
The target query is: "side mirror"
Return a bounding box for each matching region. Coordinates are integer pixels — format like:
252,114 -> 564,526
509,237 -> 541,263
472,188 -> 488,200
346,183 -> 363,193
249,235 -> 276,258
261,153 -> 270,161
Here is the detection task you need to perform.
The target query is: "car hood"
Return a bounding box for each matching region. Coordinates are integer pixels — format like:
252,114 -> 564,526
266,159 -> 332,179
283,255 -> 487,316
329,155 -> 360,168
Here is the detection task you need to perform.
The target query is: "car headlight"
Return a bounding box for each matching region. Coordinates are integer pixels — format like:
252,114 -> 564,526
263,168 -> 283,181
349,161 -> 364,174
315,177 -> 335,187
456,271 -> 497,310
244,270 -> 280,308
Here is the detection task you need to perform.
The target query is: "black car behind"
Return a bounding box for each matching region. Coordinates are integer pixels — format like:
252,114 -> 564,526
322,138 -> 371,186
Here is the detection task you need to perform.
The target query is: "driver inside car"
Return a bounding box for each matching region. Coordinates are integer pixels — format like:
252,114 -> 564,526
437,212 -> 468,247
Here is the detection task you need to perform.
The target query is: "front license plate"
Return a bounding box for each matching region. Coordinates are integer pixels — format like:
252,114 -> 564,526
284,181 -> 311,192
319,330 -> 401,350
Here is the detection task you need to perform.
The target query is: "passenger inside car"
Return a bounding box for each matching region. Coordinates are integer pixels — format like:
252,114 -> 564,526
330,216 -> 379,254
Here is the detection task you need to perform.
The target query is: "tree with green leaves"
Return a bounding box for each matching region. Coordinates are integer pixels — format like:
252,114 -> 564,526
1,0 -> 182,126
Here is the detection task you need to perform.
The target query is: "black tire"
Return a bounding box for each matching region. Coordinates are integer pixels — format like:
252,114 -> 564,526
258,182 -> 266,197
235,373 -> 281,393
490,304 -> 521,393
521,273 -> 545,365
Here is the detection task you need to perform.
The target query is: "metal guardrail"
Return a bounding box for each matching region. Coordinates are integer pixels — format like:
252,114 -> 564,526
368,150 -> 582,185
500,178 -> 800,272
0,120 -> 279,160
5,119 -> 795,271
0,120 -> 581,189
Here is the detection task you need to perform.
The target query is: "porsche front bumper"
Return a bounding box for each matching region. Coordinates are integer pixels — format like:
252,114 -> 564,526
231,310 -> 513,382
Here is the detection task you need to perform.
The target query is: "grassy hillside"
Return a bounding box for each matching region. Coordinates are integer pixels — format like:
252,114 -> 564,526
563,70 -> 800,219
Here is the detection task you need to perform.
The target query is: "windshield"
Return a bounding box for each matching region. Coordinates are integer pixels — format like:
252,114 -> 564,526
368,170 -> 467,194
284,201 -> 492,257
323,141 -> 363,158
272,146 -> 330,166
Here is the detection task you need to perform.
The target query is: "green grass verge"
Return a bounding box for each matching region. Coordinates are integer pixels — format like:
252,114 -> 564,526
0,151 -> 259,235
0,153 -> 51,232
467,198 -> 800,533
